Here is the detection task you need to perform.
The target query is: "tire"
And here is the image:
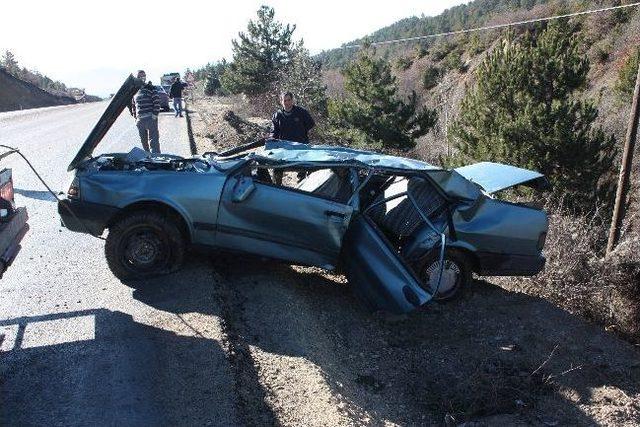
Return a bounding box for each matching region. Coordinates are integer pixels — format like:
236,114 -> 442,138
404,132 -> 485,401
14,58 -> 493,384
105,211 -> 185,280
414,249 -> 471,302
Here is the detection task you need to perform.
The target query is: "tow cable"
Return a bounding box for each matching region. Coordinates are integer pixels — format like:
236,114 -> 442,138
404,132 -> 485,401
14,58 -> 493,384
0,144 -> 106,241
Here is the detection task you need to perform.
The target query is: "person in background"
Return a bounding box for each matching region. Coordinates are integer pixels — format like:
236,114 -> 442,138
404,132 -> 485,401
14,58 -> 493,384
169,76 -> 188,118
270,91 -> 315,143
269,91 -> 315,184
128,70 -> 161,153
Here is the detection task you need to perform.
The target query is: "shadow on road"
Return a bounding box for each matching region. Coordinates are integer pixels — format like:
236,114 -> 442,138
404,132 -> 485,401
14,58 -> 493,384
14,188 -> 57,202
127,255 -> 278,426
0,306 -> 238,425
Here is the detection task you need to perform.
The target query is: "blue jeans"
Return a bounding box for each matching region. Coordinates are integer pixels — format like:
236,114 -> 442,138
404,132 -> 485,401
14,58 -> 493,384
173,97 -> 182,116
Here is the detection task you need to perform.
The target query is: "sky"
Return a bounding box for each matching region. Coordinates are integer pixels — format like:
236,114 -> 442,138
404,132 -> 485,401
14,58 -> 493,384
1,0 -> 469,96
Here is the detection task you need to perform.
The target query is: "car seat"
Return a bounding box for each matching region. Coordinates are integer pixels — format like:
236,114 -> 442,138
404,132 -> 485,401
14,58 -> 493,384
296,169 -> 352,203
367,176 -> 446,245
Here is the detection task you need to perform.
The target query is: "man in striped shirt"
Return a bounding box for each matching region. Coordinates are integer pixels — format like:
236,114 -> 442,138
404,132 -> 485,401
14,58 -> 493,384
128,70 -> 161,153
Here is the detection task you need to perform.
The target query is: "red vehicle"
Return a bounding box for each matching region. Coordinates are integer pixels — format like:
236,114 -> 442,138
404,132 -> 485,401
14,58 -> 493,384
0,167 -> 28,277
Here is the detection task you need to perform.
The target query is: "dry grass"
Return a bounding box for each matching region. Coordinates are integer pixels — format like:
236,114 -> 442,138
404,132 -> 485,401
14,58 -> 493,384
496,202 -> 640,344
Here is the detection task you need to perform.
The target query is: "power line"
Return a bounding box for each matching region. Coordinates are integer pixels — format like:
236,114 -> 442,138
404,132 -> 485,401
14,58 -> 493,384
344,2 -> 640,49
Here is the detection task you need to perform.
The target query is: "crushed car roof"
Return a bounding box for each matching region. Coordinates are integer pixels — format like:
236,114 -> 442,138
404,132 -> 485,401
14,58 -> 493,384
253,141 -> 547,197
255,140 -> 442,172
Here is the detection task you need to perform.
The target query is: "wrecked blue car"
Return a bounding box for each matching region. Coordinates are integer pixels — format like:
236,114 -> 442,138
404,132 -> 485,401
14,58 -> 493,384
59,75 -> 549,313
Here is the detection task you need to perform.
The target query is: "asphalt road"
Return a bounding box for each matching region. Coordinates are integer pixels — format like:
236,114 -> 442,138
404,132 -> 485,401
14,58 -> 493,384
0,103 -> 239,425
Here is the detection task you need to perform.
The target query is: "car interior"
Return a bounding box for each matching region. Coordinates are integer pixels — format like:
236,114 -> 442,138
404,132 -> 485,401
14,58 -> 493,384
248,162 -> 449,251
360,174 -> 449,250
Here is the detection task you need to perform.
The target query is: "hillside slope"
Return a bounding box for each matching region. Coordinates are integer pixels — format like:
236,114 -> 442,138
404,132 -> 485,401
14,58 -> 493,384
319,0 -> 640,163
0,68 -> 76,112
318,0 -> 550,68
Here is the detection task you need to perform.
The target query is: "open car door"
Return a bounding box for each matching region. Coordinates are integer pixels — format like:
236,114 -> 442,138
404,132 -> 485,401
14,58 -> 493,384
342,215 -> 432,314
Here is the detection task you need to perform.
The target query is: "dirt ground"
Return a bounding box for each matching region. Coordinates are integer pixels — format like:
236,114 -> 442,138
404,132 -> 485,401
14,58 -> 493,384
185,95 -> 640,426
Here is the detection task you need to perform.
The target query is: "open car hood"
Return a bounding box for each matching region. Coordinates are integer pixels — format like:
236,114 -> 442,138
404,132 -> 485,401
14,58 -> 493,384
67,75 -> 144,171
454,162 -> 549,194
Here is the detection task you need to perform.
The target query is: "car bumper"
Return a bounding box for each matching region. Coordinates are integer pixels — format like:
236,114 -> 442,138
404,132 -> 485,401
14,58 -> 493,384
476,252 -> 546,276
0,207 -> 29,276
58,199 -> 119,236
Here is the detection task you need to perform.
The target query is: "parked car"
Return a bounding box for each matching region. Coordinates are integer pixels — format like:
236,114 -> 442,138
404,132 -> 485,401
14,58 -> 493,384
0,163 -> 29,278
154,86 -> 170,111
161,72 -> 180,94
59,75 -> 549,313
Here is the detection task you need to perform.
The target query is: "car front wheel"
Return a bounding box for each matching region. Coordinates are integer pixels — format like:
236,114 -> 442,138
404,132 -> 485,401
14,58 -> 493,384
105,211 -> 185,280
415,249 -> 471,302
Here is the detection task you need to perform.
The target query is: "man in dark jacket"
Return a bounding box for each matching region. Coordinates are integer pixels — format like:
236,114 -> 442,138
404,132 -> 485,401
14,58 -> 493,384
169,77 -> 188,117
270,92 -> 315,142
128,70 -> 161,153
269,92 -> 315,184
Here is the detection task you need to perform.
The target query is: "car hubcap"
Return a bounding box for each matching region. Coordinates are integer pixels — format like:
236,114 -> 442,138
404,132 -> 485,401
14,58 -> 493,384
424,259 -> 461,296
123,229 -> 167,271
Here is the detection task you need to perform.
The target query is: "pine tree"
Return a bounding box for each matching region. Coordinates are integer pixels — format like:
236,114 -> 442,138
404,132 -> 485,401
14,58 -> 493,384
1,50 -> 19,74
328,51 -> 437,151
221,6 -> 295,95
275,42 -> 327,115
450,23 -> 616,209
204,73 -> 221,96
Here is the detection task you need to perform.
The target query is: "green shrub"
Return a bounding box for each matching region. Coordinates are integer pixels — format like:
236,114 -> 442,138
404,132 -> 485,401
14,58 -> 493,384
443,49 -> 467,73
595,45 -> 611,64
414,45 -> 429,59
395,56 -> 413,71
431,42 -> 456,62
422,65 -> 441,90
615,48 -> 640,99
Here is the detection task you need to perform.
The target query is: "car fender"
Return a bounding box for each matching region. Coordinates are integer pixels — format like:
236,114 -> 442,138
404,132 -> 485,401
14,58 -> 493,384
116,195 -> 195,239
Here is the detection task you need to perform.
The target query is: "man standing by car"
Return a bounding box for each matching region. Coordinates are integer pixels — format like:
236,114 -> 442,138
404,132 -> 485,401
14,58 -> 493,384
270,91 -> 315,143
269,91 -> 315,183
128,70 -> 161,153
169,77 -> 188,117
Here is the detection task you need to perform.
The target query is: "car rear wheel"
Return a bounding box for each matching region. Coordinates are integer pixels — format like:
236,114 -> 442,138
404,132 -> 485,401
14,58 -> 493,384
105,211 -> 185,280
415,249 -> 471,302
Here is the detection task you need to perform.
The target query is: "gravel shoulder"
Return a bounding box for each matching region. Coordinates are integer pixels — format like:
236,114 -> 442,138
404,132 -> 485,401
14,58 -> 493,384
187,95 -> 640,426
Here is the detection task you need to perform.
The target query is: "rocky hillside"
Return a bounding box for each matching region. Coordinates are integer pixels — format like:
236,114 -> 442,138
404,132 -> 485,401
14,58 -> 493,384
0,68 -> 77,112
319,0 -> 640,163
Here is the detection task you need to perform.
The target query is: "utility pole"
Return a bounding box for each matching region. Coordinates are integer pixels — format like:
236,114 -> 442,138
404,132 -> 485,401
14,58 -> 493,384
606,58 -> 640,256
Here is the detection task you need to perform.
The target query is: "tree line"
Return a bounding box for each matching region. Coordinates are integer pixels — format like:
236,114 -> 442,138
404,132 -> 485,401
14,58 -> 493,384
195,5 -> 625,212
1,50 -> 74,97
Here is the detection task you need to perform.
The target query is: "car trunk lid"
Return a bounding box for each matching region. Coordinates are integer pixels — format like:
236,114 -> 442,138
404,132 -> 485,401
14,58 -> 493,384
454,162 -> 548,194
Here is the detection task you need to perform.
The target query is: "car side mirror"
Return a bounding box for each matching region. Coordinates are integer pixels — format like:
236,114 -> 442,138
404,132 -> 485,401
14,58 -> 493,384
232,176 -> 256,203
